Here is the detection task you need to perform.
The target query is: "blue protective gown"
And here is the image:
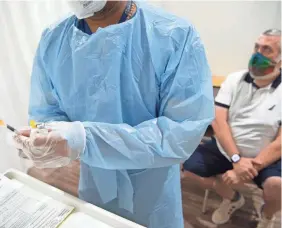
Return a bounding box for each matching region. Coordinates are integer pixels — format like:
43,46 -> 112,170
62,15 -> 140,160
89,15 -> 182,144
29,2 -> 214,228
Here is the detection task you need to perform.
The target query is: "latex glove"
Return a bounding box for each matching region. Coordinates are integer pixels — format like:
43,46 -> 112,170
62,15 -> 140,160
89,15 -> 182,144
13,121 -> 85,169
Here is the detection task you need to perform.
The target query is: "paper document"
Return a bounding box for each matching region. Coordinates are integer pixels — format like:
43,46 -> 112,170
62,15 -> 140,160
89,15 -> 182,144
0,175 -> 74,228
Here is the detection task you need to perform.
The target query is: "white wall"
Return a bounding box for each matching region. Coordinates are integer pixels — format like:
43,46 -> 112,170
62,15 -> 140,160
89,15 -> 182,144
153,1 -> 281,76
0,1 -> 281,172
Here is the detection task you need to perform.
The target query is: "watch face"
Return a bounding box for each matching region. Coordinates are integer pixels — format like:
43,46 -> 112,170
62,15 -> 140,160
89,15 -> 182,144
232,154 -> 240,163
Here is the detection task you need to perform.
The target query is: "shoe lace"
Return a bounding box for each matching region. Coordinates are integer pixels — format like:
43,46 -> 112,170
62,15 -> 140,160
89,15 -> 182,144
218,199 -> 232,213
218,199 -> 239,215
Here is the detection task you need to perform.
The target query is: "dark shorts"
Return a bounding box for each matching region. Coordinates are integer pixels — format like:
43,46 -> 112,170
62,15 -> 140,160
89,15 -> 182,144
183,137 -> 281,188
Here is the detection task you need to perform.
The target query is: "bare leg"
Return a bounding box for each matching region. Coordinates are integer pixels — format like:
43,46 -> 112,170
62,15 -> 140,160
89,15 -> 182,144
262,177 -> 282,219
182,171 -> 236,200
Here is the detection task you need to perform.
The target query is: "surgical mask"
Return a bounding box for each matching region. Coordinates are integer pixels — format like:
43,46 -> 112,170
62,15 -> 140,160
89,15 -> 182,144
249,52 -> 280,80
68,1 -> 107,19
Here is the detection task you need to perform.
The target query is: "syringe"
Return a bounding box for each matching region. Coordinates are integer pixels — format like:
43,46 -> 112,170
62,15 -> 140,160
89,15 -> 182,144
0,120 -> 20,134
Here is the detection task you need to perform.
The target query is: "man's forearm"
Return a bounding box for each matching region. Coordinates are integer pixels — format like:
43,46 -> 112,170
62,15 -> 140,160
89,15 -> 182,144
254,140 -> 281,171
212,120 -> 240,158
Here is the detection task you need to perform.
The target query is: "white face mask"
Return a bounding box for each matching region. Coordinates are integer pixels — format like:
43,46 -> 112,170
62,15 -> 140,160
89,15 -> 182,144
68,1 -> 107,19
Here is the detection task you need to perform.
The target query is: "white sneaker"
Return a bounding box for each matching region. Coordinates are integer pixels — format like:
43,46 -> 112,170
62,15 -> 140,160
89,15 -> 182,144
256,216 -> 275,228
256,208 -> 276,228
212,193 -> 245,225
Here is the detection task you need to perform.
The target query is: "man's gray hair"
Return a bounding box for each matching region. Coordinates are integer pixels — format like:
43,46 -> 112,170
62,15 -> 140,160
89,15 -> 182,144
262,29 -> 281,55
262,29 -> 281,36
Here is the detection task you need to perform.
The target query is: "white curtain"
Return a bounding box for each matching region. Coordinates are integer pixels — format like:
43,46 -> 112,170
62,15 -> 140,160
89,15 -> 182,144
0,1 -> 280,172
0,1 -> 70,172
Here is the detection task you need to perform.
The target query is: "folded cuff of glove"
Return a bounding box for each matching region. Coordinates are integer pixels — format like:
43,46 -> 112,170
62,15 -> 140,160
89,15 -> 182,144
62,121 -> 86,159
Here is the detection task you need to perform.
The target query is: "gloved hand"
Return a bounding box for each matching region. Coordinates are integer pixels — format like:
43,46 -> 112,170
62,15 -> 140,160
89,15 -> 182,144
13,121 -> 85,169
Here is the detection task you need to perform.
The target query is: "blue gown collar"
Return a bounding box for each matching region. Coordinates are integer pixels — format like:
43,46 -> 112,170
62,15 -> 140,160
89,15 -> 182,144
76,1 -> 135,35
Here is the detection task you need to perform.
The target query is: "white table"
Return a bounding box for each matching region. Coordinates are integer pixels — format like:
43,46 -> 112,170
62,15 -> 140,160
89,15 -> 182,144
3,169 -> 146,228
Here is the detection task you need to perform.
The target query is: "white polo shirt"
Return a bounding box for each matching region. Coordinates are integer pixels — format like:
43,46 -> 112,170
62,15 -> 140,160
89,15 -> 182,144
215,70 -> 281,160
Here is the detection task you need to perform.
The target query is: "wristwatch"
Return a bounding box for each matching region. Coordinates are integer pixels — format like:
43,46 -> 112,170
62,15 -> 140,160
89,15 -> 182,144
231,154 -> 241,163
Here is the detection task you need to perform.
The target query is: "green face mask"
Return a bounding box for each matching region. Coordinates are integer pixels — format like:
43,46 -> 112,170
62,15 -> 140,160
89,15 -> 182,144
248,52 -> 277,77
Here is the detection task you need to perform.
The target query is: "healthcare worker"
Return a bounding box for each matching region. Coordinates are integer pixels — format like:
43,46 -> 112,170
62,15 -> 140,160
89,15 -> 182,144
13,1 -> 214,227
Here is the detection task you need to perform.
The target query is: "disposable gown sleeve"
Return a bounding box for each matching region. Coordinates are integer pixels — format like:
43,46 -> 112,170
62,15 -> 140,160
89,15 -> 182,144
81,27 -> 215,169
29,31 -> 69,123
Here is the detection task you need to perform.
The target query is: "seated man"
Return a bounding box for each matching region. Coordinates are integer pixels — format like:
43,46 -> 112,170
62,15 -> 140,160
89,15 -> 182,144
182,29 -> 281,228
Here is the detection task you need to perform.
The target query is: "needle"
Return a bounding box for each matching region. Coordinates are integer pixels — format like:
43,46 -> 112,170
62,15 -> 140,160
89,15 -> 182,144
0,120 -> 20,134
